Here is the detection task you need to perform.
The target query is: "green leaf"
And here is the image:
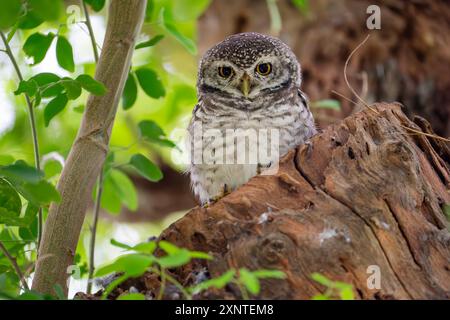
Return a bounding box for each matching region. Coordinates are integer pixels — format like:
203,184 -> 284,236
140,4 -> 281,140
311,273 -> 332,287
122,73 -> 138,110
339,287 -> 355,300
0,160 -> 44,183
239,268 -> 260,295
135,34 -> 164,49
61,78 -> 82,100
129,154 -> 163,182
84,0 -> 106,12
0,155 -> 14,166
189,251 -> 213,260
95,254 -> 153,277
76,74 -> 106,96
0,179 -> 22,217
159,241 -> 180,254
292,0 -> 309,13
30,73 -> 63,98
311,99 -> 341,111
135,68 -> 165,99
138,120 -> 176,148
161,9 -> 197,55
252,269 -> 286,279
190,270 -> 236,293
99,173 -> 122,214
157,249 -> 191,268
0,0 -> 22,30
18,11 -> 43,29
443,204 -> 450,220
73,104 -> 85,113
110,169 -> 138,211
23,32 -> 55,65
117,293 -> 145,300
110,239 -> 132,250
14,80 -> 39,97
28,0 -> 62,21
15,180 -> 60,206
132,242 -> 157,254
56,36 -> 75,72
44,94 -> 69,127
312,294 -> 329,300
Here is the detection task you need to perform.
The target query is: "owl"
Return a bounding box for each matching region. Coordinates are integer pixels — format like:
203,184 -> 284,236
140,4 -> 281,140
188,32 -> 316,204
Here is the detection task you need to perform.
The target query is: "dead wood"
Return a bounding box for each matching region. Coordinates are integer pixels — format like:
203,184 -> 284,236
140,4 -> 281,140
121,102 -> 450,300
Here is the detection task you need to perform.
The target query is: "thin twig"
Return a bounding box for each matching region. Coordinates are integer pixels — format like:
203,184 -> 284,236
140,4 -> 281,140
0,31 -> 44,251
0,241 -> 29,290
81,0 -> 100,62
81,0 -> 103,294
343,34 -> 378,114
86,170 -> 104,294
266,0 -> 282,36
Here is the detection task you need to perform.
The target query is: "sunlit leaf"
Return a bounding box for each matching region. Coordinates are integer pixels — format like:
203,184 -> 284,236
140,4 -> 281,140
110,238 -> 132,250
157,249 -> 191,268
117,293 -> 145,300
135,68 -> 165,99
28,0 -> 62,21
135,34 -> 164,50
158,240 -> 180,254
161,8 -> 197,55
76,74 -> 107,96
239,268 -> 260,295
190,270 -> 236,293
252,269 -> 286,279
339,287 -> 355,300
129,154 -> 163,182
23,32 -> 55,65
44,94 -> 69,127
56,36 -> 75,72
122,73 -> 138,110
311,273 -> 333,287
0,0 -> 22,30
95,254 -> 154,277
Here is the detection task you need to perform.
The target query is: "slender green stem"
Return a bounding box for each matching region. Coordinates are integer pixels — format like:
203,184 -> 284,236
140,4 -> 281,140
0,241 -> 29,291
86,171 -> 104,294
81,0 -> 103,294
150,267 -> 192,300
0,31 -> 43,251
81,0 -> 100,62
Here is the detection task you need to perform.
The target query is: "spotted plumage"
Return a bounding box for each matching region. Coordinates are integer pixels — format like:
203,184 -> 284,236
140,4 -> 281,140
188,32 -> 316,204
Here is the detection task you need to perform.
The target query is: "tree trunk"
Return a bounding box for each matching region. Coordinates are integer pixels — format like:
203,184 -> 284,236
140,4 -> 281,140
32,0 -> 147,296
110,103 -> 449,300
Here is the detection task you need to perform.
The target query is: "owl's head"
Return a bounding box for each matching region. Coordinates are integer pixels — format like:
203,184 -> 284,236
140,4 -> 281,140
197,32 -> 301,101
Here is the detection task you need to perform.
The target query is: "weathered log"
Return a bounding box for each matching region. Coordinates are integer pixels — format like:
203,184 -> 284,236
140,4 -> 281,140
109,103 -> 449,300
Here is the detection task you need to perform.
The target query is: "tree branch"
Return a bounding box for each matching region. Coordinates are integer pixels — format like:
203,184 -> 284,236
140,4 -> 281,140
0,241 -> 29,291
31,0 -> 147,296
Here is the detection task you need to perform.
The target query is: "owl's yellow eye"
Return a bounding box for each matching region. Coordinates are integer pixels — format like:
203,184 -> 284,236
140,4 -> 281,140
218,66 -> 233,78
256,63 -> 272,76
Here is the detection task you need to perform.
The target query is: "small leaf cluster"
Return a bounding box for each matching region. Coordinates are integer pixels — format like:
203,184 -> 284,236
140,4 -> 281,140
310,273 -> 355,300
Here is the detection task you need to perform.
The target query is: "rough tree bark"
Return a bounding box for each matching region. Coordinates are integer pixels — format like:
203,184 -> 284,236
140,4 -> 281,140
107,103 -> 449,300
32,0 -> 147,296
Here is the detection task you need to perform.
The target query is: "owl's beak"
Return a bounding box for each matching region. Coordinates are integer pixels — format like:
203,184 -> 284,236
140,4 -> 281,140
240,73 -> 251,98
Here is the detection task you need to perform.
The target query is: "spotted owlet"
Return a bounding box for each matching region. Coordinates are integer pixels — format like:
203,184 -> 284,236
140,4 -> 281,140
188,32 -> 316,204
